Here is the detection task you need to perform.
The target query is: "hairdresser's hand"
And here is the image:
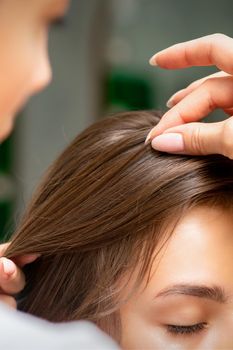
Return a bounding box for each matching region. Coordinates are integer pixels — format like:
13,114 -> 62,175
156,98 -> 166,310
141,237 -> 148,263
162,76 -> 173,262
0,243 -> 38,308
147,33 -> 233,159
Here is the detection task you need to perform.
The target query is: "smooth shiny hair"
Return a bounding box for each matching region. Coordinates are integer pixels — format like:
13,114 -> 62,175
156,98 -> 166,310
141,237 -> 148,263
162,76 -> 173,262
5,110 -> 233,340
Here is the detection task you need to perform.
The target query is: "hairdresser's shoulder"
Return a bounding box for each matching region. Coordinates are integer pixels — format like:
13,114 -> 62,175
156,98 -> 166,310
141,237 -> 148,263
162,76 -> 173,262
0,303 -> 120,350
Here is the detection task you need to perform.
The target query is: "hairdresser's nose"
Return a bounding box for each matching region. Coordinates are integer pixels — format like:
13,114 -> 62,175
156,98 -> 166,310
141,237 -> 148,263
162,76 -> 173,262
31,51 -> 52,94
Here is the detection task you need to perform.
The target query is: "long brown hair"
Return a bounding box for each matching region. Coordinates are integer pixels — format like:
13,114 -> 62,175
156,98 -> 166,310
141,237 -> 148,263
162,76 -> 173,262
5,110 -> 233,340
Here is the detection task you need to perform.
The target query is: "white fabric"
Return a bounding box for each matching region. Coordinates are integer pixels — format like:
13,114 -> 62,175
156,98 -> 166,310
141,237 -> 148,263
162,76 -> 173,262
0,303 -> 120,350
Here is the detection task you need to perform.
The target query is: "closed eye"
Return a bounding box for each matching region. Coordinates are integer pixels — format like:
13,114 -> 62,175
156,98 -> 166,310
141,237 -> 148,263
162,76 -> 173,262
166,322 -> 207,336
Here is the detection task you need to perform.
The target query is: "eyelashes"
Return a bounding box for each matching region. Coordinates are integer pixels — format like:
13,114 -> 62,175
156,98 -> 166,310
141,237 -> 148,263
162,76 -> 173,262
166,322 -> 207,336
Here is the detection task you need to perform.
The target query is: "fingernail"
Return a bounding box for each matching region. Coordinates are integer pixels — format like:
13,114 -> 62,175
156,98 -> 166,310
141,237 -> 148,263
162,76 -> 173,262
166,89 -> 186,108
149,54 -> 158,66
166,98 -> 175,108
151,133 -> 184,153
2,258 -> 16,276
145,130 -> 153,145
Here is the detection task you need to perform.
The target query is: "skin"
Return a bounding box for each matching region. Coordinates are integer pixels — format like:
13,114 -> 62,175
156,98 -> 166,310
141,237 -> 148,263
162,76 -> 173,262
147,34 -> 233,160
0,12 -> 232,350
0,0 -> 70,141
121,206 -> 233,349
0,0 -> 70,306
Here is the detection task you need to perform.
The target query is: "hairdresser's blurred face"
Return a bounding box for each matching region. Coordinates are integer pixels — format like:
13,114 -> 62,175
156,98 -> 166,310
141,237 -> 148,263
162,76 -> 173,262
0,0 -> 70,142
121,206 -> 233,349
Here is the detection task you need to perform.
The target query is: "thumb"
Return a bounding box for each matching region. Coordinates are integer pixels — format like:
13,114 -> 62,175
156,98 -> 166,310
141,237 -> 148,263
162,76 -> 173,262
150,117 -> 233,159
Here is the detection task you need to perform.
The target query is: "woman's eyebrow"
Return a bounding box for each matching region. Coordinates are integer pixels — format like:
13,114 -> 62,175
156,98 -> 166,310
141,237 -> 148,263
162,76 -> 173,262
155,284 -> 227,303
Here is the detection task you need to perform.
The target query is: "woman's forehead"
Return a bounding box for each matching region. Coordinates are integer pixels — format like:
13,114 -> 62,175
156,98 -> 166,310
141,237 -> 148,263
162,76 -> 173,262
147,205 -> 233,298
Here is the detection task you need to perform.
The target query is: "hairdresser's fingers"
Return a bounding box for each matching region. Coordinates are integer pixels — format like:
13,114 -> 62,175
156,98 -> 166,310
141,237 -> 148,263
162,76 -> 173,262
167,71 -> 229,107
145,76 -> 233,142
150,117 -> 233,159
14,254 -> 40,267
0,242 -> 40,267
150,33 -> 233,74
0,243 -> 25,294
0,295 -> 17,309
0,257 -> 25,294
0,243 -> 39,297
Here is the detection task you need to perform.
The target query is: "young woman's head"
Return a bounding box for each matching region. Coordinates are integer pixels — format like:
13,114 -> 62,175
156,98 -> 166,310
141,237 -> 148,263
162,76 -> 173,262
5,111 -> 233,349
0,0 -> 70,141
